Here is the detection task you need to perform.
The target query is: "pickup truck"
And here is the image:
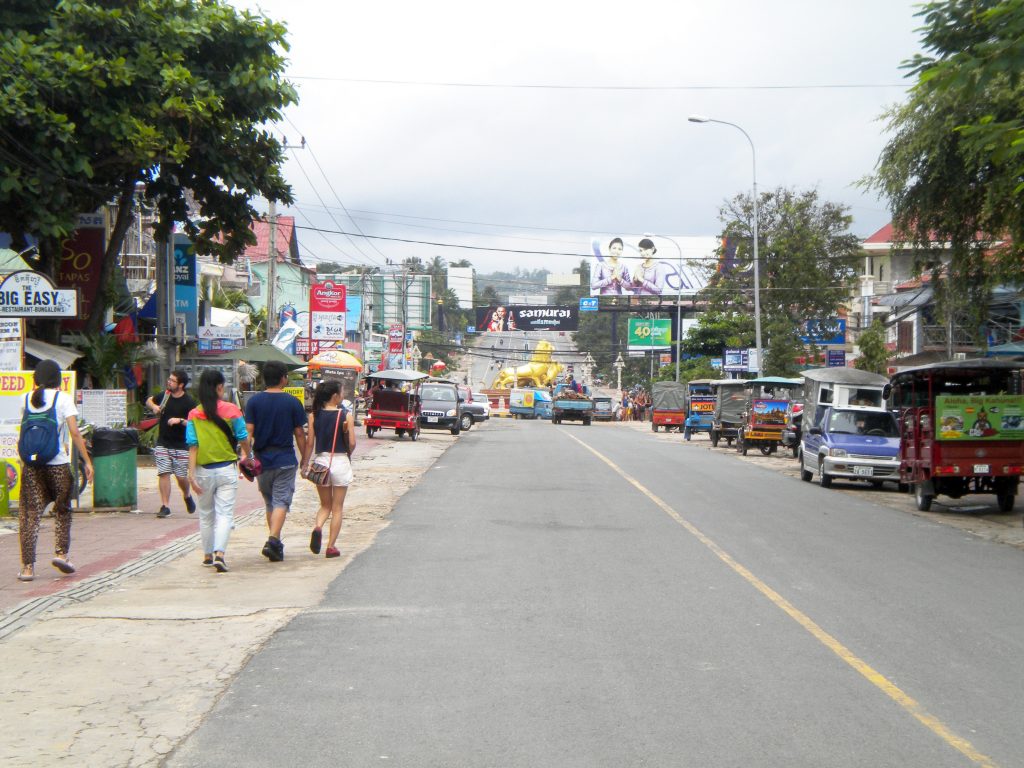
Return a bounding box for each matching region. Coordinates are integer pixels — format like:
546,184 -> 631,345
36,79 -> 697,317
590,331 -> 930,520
552,384 -> 593,425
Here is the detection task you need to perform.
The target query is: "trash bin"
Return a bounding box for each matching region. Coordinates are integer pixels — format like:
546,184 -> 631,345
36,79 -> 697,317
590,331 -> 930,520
0,459 -> 9,516
91,428 -> 139,508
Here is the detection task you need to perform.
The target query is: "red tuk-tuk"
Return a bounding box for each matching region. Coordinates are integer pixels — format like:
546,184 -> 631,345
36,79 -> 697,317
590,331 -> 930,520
651,381 -> 687,432
363,370 -> 426,440
889,359 -> 1024,512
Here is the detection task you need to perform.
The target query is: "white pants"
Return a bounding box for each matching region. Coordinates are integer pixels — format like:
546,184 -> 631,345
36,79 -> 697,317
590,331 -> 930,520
196,464 -> 238,554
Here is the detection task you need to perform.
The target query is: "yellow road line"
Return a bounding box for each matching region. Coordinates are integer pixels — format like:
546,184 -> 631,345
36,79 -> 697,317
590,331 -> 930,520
565,432 -> 1000,768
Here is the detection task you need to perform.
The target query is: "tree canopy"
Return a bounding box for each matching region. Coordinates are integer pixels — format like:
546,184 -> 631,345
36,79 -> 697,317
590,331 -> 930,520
865,0 -> 1024,329
0,0 -> 296,329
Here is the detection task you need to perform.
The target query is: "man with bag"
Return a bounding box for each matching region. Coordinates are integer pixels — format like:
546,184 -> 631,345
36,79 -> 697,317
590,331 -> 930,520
244,361 -> 309,562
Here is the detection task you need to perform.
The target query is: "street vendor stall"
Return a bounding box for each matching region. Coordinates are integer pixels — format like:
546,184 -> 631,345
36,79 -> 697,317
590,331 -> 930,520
306,349 -> 363,404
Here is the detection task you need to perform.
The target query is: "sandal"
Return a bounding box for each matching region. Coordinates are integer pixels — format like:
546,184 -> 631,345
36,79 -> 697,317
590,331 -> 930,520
17,569 -> 34,582
51,557 -> 76,575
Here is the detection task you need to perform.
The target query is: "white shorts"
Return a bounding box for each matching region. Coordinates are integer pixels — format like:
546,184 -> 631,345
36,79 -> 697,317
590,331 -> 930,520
313,452 -> 353,487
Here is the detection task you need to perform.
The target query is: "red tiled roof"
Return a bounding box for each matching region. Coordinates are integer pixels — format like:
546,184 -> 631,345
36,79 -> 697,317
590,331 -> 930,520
244,216 -> 296,263
863,222 -> 894,245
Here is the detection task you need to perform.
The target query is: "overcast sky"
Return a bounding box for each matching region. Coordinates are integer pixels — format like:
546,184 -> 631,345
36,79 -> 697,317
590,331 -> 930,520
233,0 -> 925,275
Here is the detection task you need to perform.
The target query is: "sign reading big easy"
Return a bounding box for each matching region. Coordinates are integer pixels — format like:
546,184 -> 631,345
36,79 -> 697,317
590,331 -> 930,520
0,270 -> 78,317
309,282 -> 347,343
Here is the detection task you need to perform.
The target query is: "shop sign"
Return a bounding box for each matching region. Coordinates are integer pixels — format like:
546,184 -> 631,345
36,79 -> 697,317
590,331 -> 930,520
0,271 -> 78,317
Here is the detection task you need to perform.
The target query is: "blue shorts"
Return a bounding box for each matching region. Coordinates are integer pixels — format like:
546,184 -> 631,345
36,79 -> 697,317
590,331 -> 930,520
257,466 -> 298,512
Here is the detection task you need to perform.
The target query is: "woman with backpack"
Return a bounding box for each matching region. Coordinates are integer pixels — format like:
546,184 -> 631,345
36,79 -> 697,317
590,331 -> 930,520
303,379 -> 356,559
185,369 -> 252,573
17,359 -> 94,582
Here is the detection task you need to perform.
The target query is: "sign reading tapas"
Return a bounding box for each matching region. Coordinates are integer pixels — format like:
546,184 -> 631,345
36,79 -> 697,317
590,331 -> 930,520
0,270 -> 78,317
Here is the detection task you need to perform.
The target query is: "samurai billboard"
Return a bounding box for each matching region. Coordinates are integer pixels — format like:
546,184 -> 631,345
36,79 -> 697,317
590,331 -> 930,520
475,305 -> 578,332
589,235 -> 716,297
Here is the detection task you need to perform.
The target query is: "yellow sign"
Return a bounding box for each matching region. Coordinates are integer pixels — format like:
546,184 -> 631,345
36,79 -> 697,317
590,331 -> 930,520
0,371 -> 77,510
283,386 -> 306,407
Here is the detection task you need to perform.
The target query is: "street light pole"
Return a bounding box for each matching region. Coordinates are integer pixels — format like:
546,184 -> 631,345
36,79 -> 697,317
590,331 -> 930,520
688,115 -> 763,376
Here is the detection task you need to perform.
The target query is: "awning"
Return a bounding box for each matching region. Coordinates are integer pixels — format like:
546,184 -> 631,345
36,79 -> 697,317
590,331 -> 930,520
24,337 -> 84,370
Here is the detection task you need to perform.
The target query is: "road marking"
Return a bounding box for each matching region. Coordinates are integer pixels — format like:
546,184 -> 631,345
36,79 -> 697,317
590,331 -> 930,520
565,432 -> 1000,768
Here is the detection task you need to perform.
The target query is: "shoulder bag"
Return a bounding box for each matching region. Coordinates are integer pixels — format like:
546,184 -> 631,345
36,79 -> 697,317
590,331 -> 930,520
308,408 -> 343,487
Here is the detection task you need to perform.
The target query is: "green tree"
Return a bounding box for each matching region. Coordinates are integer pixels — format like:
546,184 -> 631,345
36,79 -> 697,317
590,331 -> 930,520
702,187 -> 859,370
0,0 -> 295,331
855,319 -> 890,374
865,1 -> 1024,336
680,310 -> 754,359
70,332 -> 158,390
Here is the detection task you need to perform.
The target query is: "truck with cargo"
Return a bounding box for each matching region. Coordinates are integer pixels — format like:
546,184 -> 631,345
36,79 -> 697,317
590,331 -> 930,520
552,383 -> 593,425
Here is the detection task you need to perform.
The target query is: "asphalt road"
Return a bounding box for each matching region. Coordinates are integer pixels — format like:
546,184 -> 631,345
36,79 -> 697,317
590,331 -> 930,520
169,419 -> 1024,768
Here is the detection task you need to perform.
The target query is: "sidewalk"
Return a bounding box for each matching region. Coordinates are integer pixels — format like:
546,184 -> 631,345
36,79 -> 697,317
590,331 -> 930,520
0,440 -> 374,617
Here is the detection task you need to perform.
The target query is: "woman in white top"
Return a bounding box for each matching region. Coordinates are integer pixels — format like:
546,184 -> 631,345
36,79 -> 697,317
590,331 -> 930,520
17,359 -> 94,582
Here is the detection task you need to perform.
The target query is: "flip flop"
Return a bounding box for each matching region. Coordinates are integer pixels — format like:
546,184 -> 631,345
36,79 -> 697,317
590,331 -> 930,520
17,572 -> 34,582
51,557 -> 76,575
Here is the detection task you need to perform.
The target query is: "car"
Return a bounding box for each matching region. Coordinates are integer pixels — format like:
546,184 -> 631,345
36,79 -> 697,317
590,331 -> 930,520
471,392 -> 492,420
799,406 -> 901,489
418,380 -> 463,435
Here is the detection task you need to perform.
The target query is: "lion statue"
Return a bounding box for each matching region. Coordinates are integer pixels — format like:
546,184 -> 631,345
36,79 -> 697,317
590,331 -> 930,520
492,339 -> 563,389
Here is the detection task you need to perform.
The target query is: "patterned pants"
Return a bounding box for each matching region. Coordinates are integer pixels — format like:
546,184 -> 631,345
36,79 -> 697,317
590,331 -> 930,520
19,463 -> 74,567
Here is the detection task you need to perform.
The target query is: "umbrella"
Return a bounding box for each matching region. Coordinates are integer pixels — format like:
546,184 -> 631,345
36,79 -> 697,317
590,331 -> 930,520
366,369 -> 428,382
222,342 -> 304,366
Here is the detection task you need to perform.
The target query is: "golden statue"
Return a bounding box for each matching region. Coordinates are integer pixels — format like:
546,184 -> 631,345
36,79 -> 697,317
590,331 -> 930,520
492,339 -> 563,389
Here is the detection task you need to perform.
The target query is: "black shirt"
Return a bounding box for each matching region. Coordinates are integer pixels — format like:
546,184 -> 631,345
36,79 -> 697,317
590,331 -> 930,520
155,391 -> 197,450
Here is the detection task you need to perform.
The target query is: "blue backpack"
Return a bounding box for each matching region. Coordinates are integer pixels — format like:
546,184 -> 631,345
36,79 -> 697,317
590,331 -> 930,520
18,393 -> 62,467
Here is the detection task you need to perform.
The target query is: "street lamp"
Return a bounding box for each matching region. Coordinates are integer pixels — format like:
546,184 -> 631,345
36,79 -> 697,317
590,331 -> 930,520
688,115 -> 763,376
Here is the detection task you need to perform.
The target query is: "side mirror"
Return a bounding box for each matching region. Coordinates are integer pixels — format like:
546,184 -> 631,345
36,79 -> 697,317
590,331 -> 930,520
882,383 -> 892,400
458,396 -> 465,403
808,427 -> 823,436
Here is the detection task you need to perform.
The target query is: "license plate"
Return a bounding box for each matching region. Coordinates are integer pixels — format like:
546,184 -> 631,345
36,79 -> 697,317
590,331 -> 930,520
974,464 -> 990,474
853,466 -> 873,477
427,416 -> 438,423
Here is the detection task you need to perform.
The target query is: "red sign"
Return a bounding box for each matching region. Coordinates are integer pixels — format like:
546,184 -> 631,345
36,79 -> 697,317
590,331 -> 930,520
310,282 -> 347,312
59,218 -> 106,331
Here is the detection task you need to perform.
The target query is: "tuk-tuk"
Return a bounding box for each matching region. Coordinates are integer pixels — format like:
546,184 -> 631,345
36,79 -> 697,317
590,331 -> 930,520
801,367 -> 889,432
736,377 -> 803,456
709,379 -> 747,448
651,381 -> 687,432
592,396 -> 614,421
889,358 -> 1024,512
683,379 -> 716,441
363,370 -> 426,440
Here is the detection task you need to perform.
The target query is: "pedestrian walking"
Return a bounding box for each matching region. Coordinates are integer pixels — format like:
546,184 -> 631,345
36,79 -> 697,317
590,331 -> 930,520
303,380 -> 356,559
145,369 -> 197,518
186,370 -> 252,573
244,360 -> 309,562
16,359 -> 94,582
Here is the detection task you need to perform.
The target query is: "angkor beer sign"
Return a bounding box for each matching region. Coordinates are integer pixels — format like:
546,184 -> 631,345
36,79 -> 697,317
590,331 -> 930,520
0,271 -> 78,317
309,281 -> 347,342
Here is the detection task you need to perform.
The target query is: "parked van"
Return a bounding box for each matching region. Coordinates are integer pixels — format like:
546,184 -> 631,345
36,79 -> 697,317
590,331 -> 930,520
801,368 -> 889,432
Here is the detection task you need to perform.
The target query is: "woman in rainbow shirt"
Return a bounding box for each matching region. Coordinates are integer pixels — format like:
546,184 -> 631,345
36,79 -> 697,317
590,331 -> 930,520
186,369 -> 252,573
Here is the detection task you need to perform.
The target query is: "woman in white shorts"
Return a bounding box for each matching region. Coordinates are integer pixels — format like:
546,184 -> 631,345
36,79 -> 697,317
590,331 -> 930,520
303,380 -> 356,559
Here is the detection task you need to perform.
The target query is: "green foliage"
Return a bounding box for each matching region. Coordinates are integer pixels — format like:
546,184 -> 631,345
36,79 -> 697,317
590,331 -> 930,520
761,320 -> 804,377
0,0 -> 295,316
865,0 -> 1024,328
653,356 -> 717,383
680,310 -> 754,358
70,332 -> 159,389
855,319 -> 890,374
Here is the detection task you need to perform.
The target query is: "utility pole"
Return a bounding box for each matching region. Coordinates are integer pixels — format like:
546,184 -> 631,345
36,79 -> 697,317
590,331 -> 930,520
266,199 -> 278,339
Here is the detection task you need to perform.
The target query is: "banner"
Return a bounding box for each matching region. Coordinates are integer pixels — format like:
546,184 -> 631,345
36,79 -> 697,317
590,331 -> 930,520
173,235 -> 198,337
589,235 -> 715,297
0,270 -> 78,318
198,324 -> 246,356
0,370 -> 77,506
800,318 -> 847,346
59,213 -> 105,331
935,395 -> 1024,441
309,282 -> 347,342
627,318 -> 672,351
475,305 -> 578,332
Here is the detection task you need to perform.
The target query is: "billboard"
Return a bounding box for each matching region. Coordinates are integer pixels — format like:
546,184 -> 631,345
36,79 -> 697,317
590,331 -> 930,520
309,281 -> 347,342
173,235 -> 198,337
800,318 -> 847,346
935,395 -> 1024,441
589,235 -> 716,297
475,305 -> 578,332
627,317 -> 672,351
58,213 -> 105,331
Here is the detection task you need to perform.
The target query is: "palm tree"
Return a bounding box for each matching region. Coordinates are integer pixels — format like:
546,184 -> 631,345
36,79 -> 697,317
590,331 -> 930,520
70,333 -> 159,389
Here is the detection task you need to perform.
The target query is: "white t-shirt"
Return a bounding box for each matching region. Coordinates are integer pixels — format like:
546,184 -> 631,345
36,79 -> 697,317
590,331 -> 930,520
20,390 -> 77,465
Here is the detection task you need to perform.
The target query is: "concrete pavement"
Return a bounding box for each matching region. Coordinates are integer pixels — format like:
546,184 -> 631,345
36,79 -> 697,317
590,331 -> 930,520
0,427 -> 462,767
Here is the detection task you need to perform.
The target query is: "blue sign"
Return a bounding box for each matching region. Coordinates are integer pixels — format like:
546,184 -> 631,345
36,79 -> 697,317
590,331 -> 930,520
579,297 -> 599,312
800,318 -> 846,346
172,235 -> 198,337
466,325 -> 476,334
827,350 -> 847,367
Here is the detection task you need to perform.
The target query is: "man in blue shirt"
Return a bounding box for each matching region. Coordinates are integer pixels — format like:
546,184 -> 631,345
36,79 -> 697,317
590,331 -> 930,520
245,361 -> 309,562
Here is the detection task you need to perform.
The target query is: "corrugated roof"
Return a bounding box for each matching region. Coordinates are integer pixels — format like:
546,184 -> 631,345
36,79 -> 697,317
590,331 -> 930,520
245,217 -> 297,263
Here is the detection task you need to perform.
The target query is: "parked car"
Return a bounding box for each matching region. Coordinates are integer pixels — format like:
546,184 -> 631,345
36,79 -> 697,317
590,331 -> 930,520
455,386 -> 488,429
471,392 -> 492,420
418,380 -> 463,435
800,406 -> 901,489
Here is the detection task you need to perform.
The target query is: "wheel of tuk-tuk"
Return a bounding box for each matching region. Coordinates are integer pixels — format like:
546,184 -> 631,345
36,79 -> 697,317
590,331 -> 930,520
396,429 -> 405,438
410,426 -> 419,441
651,422 -> 658,432
791,443 -> 799,459
365,426 -> 376,438
737,431 -> 748,456
997,492 -> 1015,512
683,426 -> 691,441
759,444 -> 773,456
914,483 -> 933,511
710,430 -> 719,447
